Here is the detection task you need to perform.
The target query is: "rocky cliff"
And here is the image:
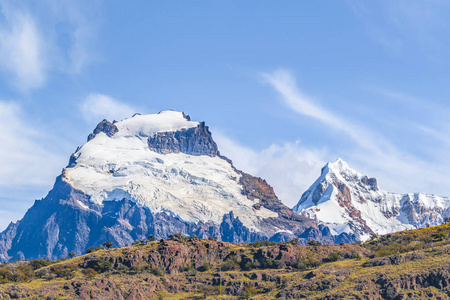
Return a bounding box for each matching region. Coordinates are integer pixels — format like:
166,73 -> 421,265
148,121 -> 219,156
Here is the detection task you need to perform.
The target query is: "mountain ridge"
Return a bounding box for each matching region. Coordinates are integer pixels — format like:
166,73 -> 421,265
293,158 -> 450,241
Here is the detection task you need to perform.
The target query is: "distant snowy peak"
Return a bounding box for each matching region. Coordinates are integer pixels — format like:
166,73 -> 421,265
295,158 -> 378,208
293,158 -> 450,241
324,158 -> 377,189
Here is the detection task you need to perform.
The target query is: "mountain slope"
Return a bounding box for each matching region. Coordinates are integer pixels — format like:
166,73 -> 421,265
0,111 -> 353,261
293,158 -> 450,241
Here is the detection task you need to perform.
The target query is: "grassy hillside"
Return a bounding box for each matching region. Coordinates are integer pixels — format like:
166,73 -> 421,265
1,224 -> 450,299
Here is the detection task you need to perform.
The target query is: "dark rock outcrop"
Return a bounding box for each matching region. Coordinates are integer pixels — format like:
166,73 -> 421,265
361,175 -> 378,191
87,119 -> 118,142
148,122 -> 218,156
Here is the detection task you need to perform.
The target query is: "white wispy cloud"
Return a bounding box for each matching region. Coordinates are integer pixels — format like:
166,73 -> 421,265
259,69 -> 450,198
80,94 -> 136,123
0,0 -> 101,90
214,132 -> 328,207
0,100 -> 71,230
0,9 -> 46,90
44,0 -> 101,73
0,101 -> 66,186
261,69 -> 389,155
346,0 -> 450,59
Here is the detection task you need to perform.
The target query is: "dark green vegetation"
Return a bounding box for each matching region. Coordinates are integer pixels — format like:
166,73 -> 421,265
1,223 -> 450,299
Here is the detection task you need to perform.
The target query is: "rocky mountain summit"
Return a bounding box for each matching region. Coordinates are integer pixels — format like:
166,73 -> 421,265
293,158 -> 450,241
0,111 -> 353,261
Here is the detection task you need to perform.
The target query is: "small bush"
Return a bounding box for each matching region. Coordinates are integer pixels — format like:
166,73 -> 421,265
150,267 -> 164,276
220,260 -> 239,271
327,251 -> 341,262
307,240 -> 321,246
242,284 -> 257,298
290,238 -> 300,245
433,230 -> 447,241
250,241 -> 262,248
374,249 -> 394,257
82,268 -> 98,279
86,258 -> 113,273
103,241 -> 114,249
294,255 -> 322,270
242,261 -> 254,271
50,264 -> 76,279
29,259 -> 52,270
86,246 -> 102,254
201,262 -> 211,272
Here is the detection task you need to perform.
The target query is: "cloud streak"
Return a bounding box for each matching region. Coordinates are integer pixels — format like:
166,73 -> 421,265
0,100 -> 67,231
346,0 -> 450,59
259,69 -> 450,199
0,101 -> 66,186
261,69 -> 388,155
80,94 -> 136,124
214,132 -> 328,207
0,9 -> 46,90
0,0 -> 101,90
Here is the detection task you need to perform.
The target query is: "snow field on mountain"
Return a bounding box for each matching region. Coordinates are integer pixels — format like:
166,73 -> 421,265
115,111 -> 199,137
64,111 -> 277,232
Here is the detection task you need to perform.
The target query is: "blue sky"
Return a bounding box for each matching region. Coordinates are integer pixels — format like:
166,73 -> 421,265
1,0 -> 450,230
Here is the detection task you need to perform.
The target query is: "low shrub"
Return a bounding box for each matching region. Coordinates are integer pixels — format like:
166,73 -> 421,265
150,267 -> 164,276
82,268 -> 98,279
200,262 -> 211,272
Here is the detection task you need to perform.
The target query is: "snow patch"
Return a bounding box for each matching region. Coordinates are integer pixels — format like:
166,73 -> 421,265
76,200 -> 89,210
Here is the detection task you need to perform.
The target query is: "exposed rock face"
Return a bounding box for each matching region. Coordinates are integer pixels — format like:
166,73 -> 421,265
0,222 -> 18,262
148,122 -> 218,156
87,119 -> 118,142
361,175 -> 378,191
293,158 -> 450,241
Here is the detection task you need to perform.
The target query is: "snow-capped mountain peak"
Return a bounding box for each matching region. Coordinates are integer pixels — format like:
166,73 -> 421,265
322,158 -> 364,185
115,110 -> 199,138
323,158 -> 378,192
325,158 -> 358,176
66,111 -> 278,231
294,159 -> 450,241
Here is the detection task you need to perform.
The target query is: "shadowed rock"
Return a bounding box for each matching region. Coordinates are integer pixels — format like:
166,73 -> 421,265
147,122 -> 218,156
87,119 -> 118,142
